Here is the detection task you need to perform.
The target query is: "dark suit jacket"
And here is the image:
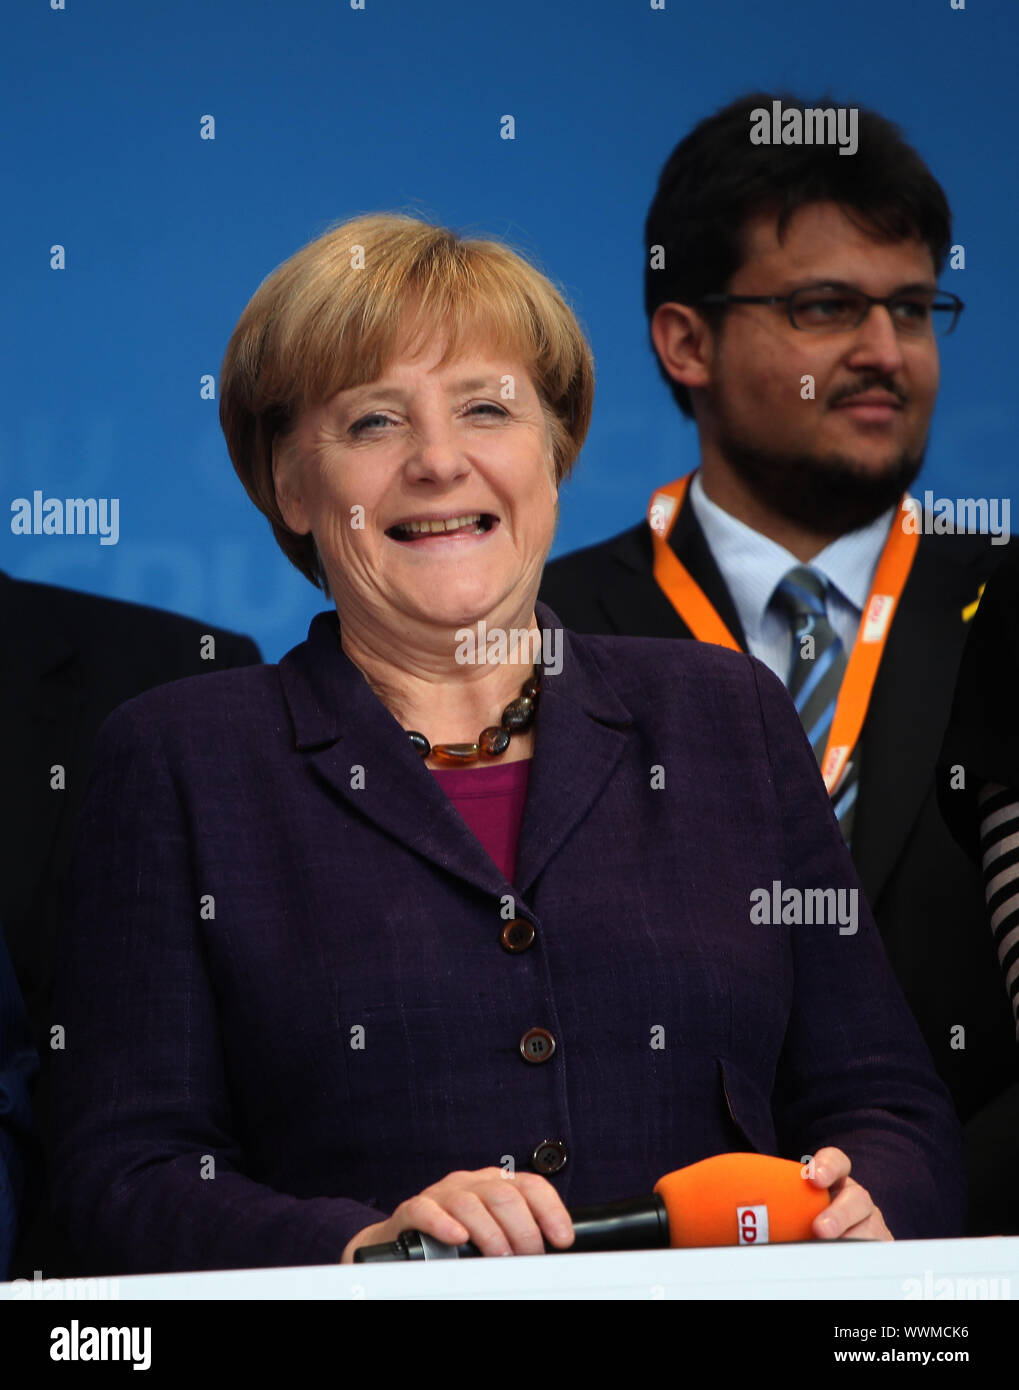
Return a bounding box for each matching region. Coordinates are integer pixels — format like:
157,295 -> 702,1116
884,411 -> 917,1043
938,541 -> 1019,860
0,570 -> 261,1276
0,930 -> 36,1279
49,603 -> 963,1275
540,497 -> 1019,1233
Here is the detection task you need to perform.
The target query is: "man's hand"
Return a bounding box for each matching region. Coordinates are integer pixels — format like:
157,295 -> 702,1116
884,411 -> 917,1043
807,1146 -> 894,1241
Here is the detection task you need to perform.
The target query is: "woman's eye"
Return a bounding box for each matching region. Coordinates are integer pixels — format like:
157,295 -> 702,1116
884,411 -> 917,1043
348,403 -> 505,435
349,413 -> 395,435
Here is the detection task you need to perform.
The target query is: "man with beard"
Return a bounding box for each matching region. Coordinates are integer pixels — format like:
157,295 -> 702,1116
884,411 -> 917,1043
540,92 -> 1018,1234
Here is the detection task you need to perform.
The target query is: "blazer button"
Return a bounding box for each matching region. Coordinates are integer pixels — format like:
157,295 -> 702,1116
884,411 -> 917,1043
500,919 -> 536,953
519,1027 -> 556,1064
531,1139 -> 568,1175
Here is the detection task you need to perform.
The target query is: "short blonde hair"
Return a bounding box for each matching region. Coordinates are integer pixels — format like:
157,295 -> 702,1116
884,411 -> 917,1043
219,213 -> 595,592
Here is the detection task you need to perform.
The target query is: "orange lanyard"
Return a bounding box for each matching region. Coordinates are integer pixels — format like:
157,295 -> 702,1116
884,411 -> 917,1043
647,473 -> 920,795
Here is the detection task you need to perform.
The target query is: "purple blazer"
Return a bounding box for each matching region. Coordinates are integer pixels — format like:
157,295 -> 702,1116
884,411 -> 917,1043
50,603 -> 964,1273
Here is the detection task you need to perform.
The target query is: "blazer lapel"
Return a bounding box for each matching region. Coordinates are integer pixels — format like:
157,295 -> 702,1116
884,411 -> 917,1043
850,537 -> 976,905
597,523 -> 694,639
278,606 -> 632,900
280,612 -> 509,899
514,603 -> 632,896
598,489 -> 748,647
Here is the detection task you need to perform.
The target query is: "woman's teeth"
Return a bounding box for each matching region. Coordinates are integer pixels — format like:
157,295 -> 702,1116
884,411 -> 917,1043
392,514 -> 486,538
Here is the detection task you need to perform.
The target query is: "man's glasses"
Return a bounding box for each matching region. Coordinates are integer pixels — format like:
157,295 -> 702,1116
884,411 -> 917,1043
696,285 -> 964,337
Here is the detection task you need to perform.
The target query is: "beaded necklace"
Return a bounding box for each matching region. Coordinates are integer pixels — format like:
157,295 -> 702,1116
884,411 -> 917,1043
406,669 -> 541,765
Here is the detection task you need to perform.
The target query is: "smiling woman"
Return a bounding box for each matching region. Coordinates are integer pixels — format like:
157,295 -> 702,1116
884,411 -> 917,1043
48,212 -> 965,1277
269,336 -> 558,672
215,214 -> 595,769
219,213 -> 594,599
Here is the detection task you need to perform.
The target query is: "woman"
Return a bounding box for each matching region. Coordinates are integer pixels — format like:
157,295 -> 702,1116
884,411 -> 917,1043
49,215 -> 962,1274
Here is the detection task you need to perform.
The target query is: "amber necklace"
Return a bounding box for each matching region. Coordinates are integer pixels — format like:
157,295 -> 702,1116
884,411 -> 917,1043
407,668 -> 541,765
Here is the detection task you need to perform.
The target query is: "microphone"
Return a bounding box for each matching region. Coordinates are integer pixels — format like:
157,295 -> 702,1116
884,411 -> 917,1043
352,1152 -> 831,1261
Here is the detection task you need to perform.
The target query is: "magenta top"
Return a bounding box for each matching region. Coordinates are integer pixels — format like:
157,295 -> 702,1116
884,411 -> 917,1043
430,758 -> 532,882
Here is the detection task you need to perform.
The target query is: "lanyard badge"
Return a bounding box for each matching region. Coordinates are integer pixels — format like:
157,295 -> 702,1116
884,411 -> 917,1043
647,473 -> 920,795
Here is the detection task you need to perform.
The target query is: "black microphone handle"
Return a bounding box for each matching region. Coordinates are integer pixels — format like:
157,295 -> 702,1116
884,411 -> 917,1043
352,1193 -> 669,1262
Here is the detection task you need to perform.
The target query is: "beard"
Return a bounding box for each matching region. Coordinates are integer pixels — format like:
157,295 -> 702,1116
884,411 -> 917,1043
716,426 -> 925,536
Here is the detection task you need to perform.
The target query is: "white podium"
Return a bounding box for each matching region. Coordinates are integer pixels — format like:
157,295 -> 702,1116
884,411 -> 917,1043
5,1236 -> 1016,1300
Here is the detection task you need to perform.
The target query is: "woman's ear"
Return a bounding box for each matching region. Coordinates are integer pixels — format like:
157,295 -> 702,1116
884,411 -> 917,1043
272,434 -> 311,535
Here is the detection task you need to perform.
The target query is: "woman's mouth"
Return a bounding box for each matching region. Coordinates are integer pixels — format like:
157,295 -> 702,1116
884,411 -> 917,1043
385,513 -> 498,543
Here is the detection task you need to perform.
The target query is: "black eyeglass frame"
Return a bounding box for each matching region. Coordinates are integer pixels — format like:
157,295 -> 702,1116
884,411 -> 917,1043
695,285 -> 965,336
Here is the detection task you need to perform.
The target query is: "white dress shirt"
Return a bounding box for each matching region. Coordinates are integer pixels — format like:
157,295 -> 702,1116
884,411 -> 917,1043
687,469 -> 897,681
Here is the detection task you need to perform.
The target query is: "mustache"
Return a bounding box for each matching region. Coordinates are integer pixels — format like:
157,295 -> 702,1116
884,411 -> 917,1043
829,375 -> 907,407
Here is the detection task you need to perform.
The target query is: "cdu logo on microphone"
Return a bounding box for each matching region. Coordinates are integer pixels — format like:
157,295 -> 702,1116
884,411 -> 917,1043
737,1204 -> 770,1245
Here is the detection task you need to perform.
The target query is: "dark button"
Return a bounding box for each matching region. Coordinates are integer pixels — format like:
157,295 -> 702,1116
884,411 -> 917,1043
519,1027 -> 556,1064
531,1139 -> 568,1175
500,918 -> 536,953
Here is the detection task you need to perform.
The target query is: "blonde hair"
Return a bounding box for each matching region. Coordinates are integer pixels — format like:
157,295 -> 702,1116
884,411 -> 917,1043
219,213 -> 595,592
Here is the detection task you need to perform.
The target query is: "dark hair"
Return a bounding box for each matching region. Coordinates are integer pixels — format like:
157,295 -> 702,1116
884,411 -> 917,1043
644,91 -> 953,418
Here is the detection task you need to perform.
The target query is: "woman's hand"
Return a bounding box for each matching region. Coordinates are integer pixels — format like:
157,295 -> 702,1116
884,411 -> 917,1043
340,1167 -> 575,1263
807,1146 -> 894,1241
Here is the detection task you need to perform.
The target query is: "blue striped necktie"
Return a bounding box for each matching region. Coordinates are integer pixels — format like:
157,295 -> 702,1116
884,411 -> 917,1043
771,565 -> 858,843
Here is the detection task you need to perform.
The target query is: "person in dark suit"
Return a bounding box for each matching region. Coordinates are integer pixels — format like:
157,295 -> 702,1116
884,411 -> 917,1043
48,213 -> 963,1275
938,544 -> 1019,1042
0,570 -> 261,1277
539,92 -> 1018,1234
0,930 -> 36,1280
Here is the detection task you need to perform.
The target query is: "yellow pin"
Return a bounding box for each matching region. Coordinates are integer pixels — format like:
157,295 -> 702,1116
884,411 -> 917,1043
962,582 -> 986,623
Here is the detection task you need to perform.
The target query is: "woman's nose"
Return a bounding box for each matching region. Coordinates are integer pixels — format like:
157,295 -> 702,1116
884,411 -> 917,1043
403,419 -> 470,483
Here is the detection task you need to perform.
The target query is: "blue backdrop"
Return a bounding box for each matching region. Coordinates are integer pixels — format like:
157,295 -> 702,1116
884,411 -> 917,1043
4,0 -> 1016,660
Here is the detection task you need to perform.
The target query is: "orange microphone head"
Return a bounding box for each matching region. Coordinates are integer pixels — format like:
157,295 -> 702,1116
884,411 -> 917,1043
653,1153 -> 831,1247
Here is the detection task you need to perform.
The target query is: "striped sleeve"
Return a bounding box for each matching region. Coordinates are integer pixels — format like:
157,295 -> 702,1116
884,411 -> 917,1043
978,782 -> 1019,1042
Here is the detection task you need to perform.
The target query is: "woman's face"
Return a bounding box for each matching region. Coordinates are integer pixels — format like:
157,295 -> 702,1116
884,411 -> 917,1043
273,334 -> 559,638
